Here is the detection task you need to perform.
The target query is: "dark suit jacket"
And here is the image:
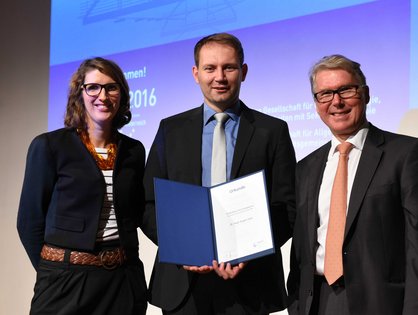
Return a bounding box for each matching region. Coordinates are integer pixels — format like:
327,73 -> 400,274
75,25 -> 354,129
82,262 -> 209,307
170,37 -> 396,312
142,102 -> 296,312
17,128 -> 146,270
287,124 -> 418,315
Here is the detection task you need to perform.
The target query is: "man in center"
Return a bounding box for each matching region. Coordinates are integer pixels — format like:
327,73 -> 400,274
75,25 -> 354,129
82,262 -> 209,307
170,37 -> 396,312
143,33 -> 296,314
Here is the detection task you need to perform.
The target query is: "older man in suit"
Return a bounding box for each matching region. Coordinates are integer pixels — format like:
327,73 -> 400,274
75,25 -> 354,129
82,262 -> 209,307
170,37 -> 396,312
287,54 -> 418,315
142,33 -> 296,314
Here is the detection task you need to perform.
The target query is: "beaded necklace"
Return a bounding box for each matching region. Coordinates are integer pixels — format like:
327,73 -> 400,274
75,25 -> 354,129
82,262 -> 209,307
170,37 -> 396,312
78,130 -> 117,170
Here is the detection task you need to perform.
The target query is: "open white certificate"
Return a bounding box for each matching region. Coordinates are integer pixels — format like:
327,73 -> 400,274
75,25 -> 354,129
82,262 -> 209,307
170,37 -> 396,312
210,171 -> 274,263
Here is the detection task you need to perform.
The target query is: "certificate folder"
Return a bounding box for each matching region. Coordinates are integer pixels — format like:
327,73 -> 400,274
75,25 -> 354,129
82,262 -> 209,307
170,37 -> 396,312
154,170 -> 275,266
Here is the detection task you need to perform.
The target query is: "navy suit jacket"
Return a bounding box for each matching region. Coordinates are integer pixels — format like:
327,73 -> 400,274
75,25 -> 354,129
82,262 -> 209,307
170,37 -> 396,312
143,102 -> 296,312
287,124 -> 418,315
17,128 -> 146,270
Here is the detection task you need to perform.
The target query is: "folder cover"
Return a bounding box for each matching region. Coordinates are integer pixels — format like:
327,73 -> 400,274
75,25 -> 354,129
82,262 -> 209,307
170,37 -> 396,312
154,170 -> 275,266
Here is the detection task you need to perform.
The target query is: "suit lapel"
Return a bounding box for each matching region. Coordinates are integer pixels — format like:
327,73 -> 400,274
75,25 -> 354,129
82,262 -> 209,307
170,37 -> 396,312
230,103 -> 255,179
345,125 -> 384,238
307,145 -> 329,260
184,107 -> 204,185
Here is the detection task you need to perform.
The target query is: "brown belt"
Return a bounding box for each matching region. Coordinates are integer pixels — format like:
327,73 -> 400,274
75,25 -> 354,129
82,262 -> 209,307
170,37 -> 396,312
40,244 -> 127,270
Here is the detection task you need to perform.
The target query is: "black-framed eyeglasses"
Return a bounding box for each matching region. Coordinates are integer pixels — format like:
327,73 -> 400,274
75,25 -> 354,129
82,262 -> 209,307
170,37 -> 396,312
82,83 -> 120,97
314,85 -> 366,103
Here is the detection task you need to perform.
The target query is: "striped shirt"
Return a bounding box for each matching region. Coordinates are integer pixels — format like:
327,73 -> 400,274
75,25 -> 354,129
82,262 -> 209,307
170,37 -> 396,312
95,147 -> 119,242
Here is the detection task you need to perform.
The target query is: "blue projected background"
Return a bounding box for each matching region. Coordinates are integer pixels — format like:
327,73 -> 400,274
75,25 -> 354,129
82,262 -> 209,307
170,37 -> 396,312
49,0 -> 418,160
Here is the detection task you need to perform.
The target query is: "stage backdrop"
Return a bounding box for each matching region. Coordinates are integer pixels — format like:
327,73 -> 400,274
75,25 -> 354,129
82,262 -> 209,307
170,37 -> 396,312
49,0 -> 418,161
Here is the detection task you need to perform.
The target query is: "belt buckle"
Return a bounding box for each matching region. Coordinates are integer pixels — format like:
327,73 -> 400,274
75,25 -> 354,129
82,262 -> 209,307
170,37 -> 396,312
99,249 -> 120,270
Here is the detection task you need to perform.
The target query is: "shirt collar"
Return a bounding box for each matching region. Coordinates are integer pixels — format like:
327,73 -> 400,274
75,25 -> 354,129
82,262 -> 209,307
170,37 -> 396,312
203,101 -> 241,125
329,121 -> 370,157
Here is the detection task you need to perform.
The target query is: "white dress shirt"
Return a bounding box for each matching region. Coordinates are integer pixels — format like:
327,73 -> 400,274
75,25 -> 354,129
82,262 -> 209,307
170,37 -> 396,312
315,124 -> 369,274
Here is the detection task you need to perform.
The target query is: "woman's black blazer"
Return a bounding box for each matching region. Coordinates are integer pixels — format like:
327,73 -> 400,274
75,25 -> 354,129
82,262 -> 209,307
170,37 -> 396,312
17,128 -> 146,270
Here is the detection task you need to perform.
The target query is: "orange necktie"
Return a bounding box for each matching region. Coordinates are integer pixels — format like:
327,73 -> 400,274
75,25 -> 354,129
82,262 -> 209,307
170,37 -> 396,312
324,141 -> 353,285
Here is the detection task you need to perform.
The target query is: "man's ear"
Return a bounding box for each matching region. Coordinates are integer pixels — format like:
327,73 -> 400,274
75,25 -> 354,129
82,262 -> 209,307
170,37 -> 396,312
363,85 -> 370,104
192,65 -> 199,84
241,63 -> 248,81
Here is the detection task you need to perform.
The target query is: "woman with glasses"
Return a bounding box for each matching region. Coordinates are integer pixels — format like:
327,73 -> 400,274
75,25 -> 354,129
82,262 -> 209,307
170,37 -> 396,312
17,57 -> 149,314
